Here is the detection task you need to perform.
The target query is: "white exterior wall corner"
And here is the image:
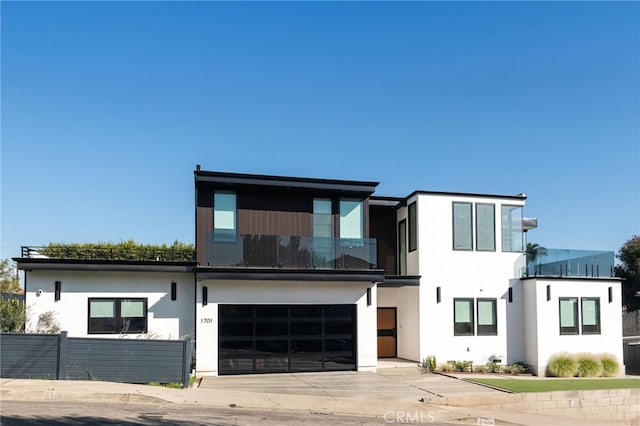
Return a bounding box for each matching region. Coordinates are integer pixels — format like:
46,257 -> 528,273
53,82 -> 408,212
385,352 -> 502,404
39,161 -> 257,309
413,193 -> 526,365
24,270 -> 195,340
525,278 -> 624,377
195,279 -> 377,376
377,286 -> 420,361
522,279 -> 540,373
506,279 -> 526,363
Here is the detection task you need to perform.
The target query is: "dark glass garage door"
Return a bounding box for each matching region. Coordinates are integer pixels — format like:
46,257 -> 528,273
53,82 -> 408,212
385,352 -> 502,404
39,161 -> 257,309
218,304 -> 356,375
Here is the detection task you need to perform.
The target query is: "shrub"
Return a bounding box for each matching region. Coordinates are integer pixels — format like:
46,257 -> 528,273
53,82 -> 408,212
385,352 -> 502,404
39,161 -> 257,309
486,362 -> 502,373
547,353 -> 577,377
576,353 -> 602,377
426,355 -> 437,372
473,364 -> 488,373
419,356 -> 437,373
503,362 -> 528,375
600,353 -> 620,377
438,363 -> 454,373
454,360 -> 472,372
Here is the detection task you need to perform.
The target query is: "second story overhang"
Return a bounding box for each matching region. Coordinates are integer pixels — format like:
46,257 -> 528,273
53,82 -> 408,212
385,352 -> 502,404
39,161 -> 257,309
196,266 -> 385,283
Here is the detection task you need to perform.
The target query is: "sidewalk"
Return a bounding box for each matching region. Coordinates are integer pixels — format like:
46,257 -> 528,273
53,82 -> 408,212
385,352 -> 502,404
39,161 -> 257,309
1,373 -> 636,426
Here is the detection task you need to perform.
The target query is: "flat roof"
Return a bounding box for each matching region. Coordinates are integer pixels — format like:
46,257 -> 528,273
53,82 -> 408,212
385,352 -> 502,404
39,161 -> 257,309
13,258 -> 196,273
195,169 -> 379,194
404,190 -> 527,201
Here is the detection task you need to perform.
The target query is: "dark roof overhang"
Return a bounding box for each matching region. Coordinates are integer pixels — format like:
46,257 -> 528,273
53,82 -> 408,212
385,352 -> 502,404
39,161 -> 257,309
369,196 -> 406,207
378,275 -> 421,287
195,170 -> 378,195
196,267 -> 385,282
519,276 -> 621,282
13,258 -> 196,273
404,190 -> 527,201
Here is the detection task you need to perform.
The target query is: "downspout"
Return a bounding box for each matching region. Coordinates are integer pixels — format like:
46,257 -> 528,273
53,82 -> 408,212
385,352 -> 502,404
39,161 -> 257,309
193,165 -> 200,373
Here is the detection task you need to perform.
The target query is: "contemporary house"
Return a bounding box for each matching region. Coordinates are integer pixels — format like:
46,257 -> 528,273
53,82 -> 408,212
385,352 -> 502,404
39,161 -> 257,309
15,167 -> 624,376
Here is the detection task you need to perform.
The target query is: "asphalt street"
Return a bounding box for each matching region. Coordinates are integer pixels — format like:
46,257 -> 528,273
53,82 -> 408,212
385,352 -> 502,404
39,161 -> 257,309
0,401 -> 457,426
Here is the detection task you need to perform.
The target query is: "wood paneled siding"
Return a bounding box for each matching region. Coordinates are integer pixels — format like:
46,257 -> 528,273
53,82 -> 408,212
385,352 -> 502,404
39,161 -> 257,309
196,184 -> 372,267
237,189 -> 313,236
369,205 -> 397,274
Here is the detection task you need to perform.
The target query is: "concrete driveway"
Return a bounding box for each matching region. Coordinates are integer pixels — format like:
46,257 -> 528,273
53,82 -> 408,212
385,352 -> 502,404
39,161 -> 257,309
200,370 -> 503,401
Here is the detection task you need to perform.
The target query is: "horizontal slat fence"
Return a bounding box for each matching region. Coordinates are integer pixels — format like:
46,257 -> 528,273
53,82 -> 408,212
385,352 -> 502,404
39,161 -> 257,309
1,332 -> 191,388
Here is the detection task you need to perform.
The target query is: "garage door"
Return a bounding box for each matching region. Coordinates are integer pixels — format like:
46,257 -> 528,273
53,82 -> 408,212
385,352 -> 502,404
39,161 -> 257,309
218,304 -> 356,375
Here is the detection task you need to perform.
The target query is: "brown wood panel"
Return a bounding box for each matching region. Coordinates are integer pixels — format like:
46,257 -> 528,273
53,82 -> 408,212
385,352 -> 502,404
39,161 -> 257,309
238,209 -> 312,236
377,308 -> 397,358
369,205 -> 397,274
196,206 -> 212,264
237,189 -> 313,236
377,336 -> 397,358
377,308 -> 396,330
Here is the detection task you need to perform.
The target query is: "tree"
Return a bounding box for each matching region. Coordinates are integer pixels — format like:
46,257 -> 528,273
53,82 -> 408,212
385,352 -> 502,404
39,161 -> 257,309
0,259 -> 21,294
616,235 -> 640,312
1,259 -> 24,332
526,243 -> 548,265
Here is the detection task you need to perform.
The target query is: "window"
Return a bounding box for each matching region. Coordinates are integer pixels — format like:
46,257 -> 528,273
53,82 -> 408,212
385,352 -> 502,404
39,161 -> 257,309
408,202 -> 417,252
476,204 -> 495,251
214,191 -> 236,242
88,298 -> 147,334
581,298 -> 601,334
398,220 -> 407,275
453,202 -> 472,250
313,199 -> 333,268
477,299 -> 497,335
559,297 -> 579,335
454,298 -> 498,336
339,199 -> 363,241
454,298 -> 474,336
501,205 -> 523,252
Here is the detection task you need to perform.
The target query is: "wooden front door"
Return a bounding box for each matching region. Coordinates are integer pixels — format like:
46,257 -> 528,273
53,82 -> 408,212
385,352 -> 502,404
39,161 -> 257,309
377,308 -> 397,358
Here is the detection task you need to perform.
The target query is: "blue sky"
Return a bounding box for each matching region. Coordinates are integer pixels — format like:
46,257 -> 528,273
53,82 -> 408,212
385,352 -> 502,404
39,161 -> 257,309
1,1 -> 638,259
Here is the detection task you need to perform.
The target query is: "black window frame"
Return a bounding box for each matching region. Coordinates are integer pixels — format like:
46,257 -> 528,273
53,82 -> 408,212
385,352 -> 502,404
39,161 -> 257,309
476,298 -> 498,336
408,202 -> 417,252
581,297 -> 601,335
452,202 -> 473,251
218,304 -> 357,375
398,219 -> 407,275
559,297 -> 579,335
88,298 -> 148,335
453,298 -> 474,336
213,190 -> 237,243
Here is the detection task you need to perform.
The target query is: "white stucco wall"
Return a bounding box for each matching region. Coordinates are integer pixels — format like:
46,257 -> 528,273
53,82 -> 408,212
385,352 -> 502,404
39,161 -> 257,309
377,286 -> 420,361
521,278 -> 624,376
195,279 -> 377,376
413,193 -> 526,366
24,270 -> 195,340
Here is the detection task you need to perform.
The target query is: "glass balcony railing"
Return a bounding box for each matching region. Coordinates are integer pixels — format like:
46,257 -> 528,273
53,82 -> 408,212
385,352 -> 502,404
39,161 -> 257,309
202,233 -> 378,270
523,248 -> 615,278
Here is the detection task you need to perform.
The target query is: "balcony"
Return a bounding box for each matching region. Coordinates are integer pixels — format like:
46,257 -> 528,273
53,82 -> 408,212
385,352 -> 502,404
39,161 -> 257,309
201,233 -> 377,270
523,248 -> 615,278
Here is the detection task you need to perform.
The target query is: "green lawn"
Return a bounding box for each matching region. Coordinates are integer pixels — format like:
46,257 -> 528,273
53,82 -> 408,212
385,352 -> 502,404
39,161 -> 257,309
469,378 -> 640,393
